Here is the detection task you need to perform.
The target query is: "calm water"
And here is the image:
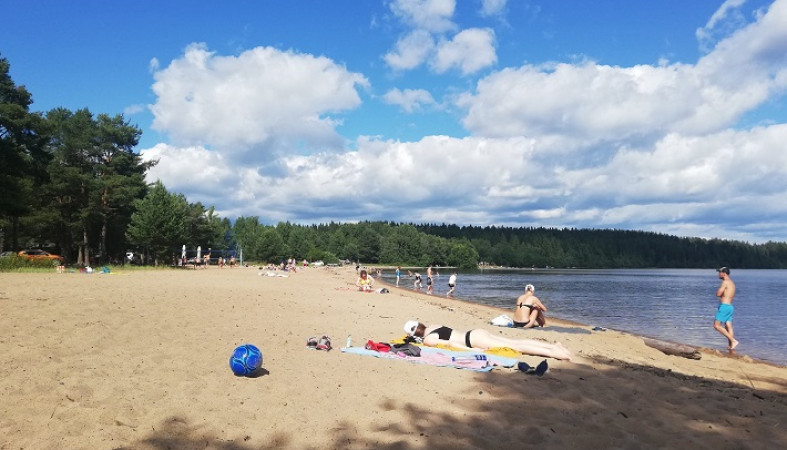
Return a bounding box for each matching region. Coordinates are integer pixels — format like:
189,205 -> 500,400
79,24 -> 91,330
381,268 -> 787,366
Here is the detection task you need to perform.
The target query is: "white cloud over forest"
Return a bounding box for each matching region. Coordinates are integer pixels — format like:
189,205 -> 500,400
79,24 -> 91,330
142,0 -> 787,243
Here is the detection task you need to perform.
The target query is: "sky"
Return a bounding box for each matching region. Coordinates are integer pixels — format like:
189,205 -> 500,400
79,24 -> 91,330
3,0 -> 787,243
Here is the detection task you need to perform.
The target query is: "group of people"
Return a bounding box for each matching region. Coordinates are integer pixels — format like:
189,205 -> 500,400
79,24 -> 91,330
357,264 -> 739,359
358,265 -> 567,359
393,265 -> 458,297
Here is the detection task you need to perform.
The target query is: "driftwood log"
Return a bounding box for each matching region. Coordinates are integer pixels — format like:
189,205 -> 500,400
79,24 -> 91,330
643,338 -> 702,360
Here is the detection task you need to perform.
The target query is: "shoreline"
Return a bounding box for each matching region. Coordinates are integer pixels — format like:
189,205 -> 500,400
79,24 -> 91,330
374,271 -> 787,369
1,266 -> 786,448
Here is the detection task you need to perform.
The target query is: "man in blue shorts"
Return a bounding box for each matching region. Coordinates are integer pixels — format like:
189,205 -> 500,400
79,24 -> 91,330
714,266 -> 738,350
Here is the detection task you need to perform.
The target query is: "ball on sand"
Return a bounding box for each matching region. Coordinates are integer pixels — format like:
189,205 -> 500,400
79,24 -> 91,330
229,344 -> 263,376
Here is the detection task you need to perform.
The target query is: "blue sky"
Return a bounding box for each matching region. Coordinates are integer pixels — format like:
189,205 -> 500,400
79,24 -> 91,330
3,0 -> 787,243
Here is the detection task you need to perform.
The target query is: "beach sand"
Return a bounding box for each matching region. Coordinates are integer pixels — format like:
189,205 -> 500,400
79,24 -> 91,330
1,266 -> 785,449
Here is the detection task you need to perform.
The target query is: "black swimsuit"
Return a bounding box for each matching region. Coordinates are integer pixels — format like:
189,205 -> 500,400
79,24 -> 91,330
514,303 -> 534,327
429,326 -> 452,340
429,326 -> 474,347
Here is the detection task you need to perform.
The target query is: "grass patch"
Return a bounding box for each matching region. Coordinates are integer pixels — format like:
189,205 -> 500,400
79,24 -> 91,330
0,257 -> 181,273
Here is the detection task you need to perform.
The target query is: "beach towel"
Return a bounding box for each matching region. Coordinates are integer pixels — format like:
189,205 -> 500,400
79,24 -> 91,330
390,334 -> 520,358
341,346 -> 518,372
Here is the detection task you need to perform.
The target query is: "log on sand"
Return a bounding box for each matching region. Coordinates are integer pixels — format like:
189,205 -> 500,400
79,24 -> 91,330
643,338 -> 702,360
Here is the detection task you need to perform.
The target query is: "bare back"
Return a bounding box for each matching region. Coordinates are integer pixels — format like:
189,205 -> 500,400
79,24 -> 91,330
514,292 -> 544,323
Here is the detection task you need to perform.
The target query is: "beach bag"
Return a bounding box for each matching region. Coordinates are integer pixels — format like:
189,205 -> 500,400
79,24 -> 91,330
490,314 -> 514,327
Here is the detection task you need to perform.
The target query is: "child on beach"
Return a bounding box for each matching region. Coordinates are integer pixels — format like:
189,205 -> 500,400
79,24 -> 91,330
447,272 -> 457,297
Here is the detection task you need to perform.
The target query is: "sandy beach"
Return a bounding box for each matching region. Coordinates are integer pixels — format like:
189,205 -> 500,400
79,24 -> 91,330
1,265 -> 785,449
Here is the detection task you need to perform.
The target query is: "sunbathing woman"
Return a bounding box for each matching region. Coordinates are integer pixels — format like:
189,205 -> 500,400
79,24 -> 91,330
403,320 -> 571,360
513,284 -> 547,328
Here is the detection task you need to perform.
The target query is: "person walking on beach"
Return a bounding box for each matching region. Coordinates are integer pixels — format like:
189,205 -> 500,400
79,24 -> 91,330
395,266 -> 402,287
714,266 -> 738,350
447,272 -> 457,297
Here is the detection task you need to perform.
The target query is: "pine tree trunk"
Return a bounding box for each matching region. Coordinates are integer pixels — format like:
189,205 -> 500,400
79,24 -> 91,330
83,229 -> 90,267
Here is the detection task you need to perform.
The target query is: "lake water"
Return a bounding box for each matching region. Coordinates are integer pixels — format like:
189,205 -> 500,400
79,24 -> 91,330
380,268 -> 787,366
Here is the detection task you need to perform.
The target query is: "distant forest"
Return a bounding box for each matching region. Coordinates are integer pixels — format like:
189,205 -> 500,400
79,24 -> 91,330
412,224 -> 787,269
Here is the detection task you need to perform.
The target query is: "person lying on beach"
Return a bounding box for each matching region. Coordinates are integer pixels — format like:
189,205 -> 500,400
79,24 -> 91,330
513,284 -> 547,328
403,320 -> 571,360
356,269 -> 375,292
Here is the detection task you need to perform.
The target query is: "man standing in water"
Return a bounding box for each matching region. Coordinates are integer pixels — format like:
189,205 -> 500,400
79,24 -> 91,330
714,266 -> 738,350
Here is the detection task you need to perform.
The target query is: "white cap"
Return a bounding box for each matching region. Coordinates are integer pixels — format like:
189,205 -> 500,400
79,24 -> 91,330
404,320 -> 419,336
525,284 -> 535,292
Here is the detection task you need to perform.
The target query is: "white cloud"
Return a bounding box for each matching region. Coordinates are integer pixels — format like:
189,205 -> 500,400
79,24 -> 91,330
123,104 -> 145,116
382,88 -> 436,112
141,143 -> 236,196
458,1 -> 787,142
142,117 -> 787,242
389,0 -> 457,33
432,28 -> 497,75
696,0 -> 748,52
383,30 -> 436,71
479,0 -> 507,17
384,2 -> 498,75
140,1 -> 787,243
459,62 -> 709,139
149,43 -> 369,157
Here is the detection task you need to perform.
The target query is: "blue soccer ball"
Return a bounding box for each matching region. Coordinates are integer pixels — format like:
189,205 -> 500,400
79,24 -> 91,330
229,344 -> 263,376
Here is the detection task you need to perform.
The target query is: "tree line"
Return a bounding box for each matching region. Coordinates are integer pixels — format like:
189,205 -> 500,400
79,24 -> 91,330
414,224 -> 787,269
3,54 -> 787,269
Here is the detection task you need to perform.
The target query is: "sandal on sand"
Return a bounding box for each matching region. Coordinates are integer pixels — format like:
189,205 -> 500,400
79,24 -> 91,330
518,359 -> 549,376
316,336 -> 332,351
535,359 -> 549,376
306,337 -> 318,349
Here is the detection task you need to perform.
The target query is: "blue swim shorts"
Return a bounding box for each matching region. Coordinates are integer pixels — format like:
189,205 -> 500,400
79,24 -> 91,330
715,303 -> 734,323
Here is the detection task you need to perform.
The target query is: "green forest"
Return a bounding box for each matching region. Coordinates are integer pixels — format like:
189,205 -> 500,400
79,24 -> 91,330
3,54 -> 787,270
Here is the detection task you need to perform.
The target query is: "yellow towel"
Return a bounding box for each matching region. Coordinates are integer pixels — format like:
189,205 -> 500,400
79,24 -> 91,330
391,335 -> 519,357
484,347 -> 520,358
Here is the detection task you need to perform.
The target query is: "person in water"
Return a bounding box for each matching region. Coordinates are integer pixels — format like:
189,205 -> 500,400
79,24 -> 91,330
513,284 -> 547,328
403,321 -> 571,360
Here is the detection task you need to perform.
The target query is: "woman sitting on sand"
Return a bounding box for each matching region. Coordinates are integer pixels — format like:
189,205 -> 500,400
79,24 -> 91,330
513,284 -> 547,328
403,320 -> 571,360
356,269 -> 374,292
